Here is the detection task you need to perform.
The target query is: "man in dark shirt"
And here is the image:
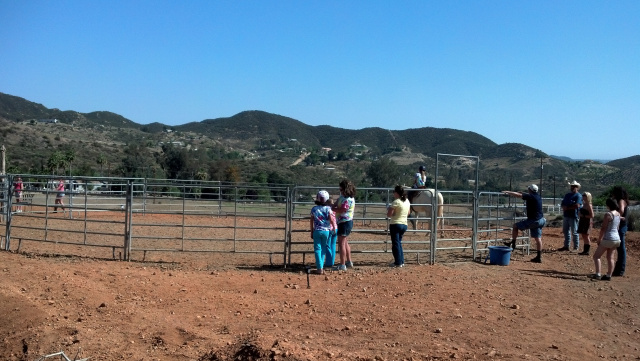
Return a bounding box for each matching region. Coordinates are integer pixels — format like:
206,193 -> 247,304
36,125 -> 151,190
503,184 -> 546,263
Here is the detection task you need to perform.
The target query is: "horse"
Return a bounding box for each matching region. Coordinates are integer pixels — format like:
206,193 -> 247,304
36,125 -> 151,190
407,188 -> 444,236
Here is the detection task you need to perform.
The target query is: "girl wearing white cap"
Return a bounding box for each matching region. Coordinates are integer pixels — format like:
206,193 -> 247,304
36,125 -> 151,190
309,190 -> 337,274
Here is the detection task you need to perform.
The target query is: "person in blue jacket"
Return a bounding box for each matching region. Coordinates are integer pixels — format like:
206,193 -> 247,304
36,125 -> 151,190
558,181 -> 583,251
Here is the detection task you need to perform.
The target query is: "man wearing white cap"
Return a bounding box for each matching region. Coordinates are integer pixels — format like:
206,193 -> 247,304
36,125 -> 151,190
502,184 -> 546,263
559,181 -> 583,251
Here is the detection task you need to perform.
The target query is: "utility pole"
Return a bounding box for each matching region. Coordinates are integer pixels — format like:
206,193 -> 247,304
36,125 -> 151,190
1,144 -> 5,175
539,157 -> 544,197
553,175 -> 556,206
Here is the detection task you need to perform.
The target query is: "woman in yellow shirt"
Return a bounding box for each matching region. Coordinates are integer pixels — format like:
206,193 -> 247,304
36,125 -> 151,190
387,185 -> 411,267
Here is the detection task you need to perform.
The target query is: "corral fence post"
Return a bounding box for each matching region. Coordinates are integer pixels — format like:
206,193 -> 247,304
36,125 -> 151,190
3,175 -> 12,250
124,180 -> 133,261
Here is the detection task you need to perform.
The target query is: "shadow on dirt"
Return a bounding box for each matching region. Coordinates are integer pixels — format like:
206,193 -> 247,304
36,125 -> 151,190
521,268 -> 588,281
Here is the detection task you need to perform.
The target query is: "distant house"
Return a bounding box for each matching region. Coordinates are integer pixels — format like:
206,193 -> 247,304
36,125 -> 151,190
38,119 -> 58,123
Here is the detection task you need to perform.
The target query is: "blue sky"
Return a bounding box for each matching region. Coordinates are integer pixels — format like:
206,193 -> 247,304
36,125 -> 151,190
1,1 -> 638,160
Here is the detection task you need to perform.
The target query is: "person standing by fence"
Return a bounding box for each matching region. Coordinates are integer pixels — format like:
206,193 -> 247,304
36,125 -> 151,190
578,192 -> 594,255
559,181 -> 583,251
13,177 -> 23,213
610,186 -> 629,277
502,184 -> 546,263
309,190 -> 337,275
332,179 -> 355,271
54,179 -> 65,213
387,185 -> 410,267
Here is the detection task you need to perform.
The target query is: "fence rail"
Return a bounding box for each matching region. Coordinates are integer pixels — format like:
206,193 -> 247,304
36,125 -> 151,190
1,174 -> 581,266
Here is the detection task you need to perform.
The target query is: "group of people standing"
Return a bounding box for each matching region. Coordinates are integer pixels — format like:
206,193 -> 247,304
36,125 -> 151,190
309,168 -> 424,274
310,165 -> 631,279
559,182 -> 629,280
503,179 -> 629,280
309,179 -> 356,274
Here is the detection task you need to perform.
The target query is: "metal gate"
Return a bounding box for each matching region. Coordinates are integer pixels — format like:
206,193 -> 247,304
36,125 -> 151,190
1,172 -> 531,266
127,180 -> 290,264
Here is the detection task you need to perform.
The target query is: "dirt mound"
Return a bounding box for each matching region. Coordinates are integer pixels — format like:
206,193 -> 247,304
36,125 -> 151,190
199,334 -> 302,361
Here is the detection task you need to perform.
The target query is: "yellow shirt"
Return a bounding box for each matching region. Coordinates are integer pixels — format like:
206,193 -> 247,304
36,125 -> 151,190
390,198 -> 410,225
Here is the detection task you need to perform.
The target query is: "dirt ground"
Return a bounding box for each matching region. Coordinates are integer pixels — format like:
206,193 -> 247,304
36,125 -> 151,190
0,217 -> 638,361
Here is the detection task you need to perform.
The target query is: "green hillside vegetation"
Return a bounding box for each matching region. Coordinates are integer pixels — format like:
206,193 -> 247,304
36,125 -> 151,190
0,91 -> 639,197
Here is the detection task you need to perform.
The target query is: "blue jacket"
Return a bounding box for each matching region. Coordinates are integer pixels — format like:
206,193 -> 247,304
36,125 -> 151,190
561,192 -> 582,219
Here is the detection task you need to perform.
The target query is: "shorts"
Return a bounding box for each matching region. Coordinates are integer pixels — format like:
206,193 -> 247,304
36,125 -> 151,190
516,217 -> 546,238
337,220 -> 353,237
56,193 -> 65,199
600,239 -> 620,249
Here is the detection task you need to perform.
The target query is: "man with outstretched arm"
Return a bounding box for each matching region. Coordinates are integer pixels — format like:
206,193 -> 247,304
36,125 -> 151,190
502,184 -> 547,263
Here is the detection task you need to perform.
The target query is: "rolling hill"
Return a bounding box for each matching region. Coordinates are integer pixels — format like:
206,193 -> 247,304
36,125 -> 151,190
0,91 -> 638,194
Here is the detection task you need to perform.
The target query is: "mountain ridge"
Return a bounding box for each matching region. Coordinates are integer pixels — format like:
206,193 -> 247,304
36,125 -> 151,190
0,91 -> 638,193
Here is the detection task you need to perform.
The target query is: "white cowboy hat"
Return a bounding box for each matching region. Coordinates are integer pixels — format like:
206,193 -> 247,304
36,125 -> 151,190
568,180 -> 581,188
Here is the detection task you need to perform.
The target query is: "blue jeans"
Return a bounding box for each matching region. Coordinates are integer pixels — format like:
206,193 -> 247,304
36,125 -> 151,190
613,225 -> 627,275
390,224 -> 408,265
312,230 -> 330,270
562,216 -> 579,249
516,218 -> 546,238
325,230 -> 337,267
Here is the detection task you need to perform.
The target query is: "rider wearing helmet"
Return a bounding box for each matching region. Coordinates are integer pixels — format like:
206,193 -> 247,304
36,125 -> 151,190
413,165 -> 427,189
409,165 -> 427,203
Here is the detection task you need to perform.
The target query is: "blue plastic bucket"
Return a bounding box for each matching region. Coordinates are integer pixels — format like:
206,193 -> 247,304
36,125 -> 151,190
488,246 -> 512,266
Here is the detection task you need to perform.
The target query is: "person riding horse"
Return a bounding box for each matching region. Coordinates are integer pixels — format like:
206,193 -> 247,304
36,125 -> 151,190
409,165 -> 427,204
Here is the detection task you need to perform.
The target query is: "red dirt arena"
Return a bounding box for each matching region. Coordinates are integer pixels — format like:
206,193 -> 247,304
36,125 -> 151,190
0,214 -> 638,361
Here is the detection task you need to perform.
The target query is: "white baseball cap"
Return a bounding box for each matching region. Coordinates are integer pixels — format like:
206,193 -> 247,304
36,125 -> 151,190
316,190 -> 330,203
528,184 -> 538,192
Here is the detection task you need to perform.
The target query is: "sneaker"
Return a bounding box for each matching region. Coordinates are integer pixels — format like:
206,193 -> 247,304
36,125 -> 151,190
398,263 -> 405,268
310,269 -> 325,275
388,262 -> 404,268
530,256 -> 541,263
611,272 -> 624,277
589,274 -> 602,280
334,264 -> 347,271
345,261 -> 354,268
600,275 -> 611,281
557,246 -> 570,251
578,250 -> 589,256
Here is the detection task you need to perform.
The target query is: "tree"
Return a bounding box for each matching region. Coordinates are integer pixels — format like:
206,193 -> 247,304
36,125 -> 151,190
64,148 -> 76,176
367,158 -> 401,188
47,151 -> 65,175
120,143 -> 156,178
97,154 -> 107,177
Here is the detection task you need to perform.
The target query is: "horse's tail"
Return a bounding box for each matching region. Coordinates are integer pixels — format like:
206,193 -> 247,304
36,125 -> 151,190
436,192 -> 444,217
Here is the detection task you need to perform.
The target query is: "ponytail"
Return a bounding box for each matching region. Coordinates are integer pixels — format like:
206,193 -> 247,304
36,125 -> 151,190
394,185 -> 406,202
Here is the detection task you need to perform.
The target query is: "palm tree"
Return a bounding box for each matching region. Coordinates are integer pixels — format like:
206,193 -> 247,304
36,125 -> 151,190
64,149 -> 76,176
97,154 -> 107,177
47,151 -> 65,175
